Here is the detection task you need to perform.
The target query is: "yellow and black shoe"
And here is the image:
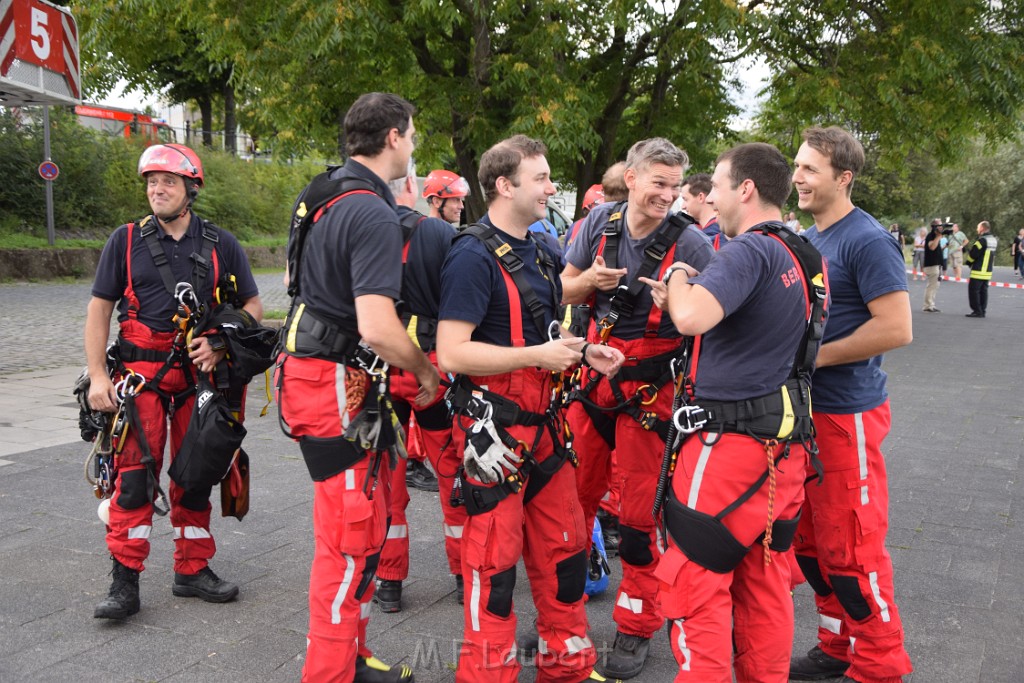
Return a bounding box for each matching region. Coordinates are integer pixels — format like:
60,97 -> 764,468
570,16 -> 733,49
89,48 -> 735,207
583,670 -> 623,683
354,655 -> 414,683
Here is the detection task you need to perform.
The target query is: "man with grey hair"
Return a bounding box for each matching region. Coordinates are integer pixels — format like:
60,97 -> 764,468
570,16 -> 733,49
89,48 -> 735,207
561,137 -> 715,679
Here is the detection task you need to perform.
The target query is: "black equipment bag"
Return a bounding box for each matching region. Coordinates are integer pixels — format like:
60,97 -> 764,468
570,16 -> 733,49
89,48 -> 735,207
169,377 -> 247,491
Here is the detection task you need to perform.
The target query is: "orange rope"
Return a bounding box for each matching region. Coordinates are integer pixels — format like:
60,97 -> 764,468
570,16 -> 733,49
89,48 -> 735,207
763,439 -> 779,565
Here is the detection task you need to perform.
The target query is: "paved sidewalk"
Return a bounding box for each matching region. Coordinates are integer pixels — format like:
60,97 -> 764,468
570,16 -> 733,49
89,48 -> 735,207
1,271 -> 1022,682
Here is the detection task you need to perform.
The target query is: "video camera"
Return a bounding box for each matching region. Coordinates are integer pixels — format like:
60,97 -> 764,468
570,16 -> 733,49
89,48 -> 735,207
938,216 -> 955,235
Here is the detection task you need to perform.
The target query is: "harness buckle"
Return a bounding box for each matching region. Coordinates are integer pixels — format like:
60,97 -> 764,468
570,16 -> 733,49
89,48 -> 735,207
673,405 -> 708,434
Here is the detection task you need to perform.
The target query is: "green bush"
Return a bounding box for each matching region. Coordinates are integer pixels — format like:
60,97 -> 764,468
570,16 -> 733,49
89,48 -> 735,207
0,107 -> 323,245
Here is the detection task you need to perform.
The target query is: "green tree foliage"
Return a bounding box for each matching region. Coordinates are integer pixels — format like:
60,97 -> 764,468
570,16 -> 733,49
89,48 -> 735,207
755,0 -> 1024,166
0,108 -> 317,239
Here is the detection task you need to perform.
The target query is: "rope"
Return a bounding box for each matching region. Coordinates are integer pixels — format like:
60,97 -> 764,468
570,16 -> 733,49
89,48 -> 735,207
763,438 -> 779,566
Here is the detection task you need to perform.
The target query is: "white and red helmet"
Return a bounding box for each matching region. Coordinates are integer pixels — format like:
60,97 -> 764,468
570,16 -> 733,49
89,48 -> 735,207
138,144 -> 205,187
422,169 -> 469,199
582,184 -> 605,212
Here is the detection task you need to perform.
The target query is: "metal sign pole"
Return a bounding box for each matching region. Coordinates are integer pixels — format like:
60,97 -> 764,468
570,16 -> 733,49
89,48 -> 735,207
43,105 -> 55,246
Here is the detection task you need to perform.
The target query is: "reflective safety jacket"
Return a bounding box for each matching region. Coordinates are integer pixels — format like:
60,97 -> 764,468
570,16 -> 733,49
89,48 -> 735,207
965,233 -> 998,280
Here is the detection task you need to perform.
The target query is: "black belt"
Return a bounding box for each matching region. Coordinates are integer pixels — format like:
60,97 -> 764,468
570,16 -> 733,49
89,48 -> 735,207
448,376 -> 547,428
118,338 -> 175,364
615,346 -> 685,383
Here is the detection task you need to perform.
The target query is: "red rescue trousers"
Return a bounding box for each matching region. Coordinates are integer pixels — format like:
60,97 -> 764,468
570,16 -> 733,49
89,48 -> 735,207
794,402 -> 913,683
454,367 -> 596,683
106,319 -> 214,575
657,432 -> 807,682
569,335 -> 680,638
277,355 -> 389,683
378,356 -> 464,581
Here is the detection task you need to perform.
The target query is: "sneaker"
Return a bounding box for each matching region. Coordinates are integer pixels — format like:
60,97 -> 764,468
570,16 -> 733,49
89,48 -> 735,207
454,574 -> 464,605
596,632 -> 650,680
965,312 -> 984,318
582,671 -> 623,683
924,307 -> 940,312
172,566 -> 239,603
94,558 -> 140,619
517,629 -> 539,657
789,645 -> 850,680
354,655 -> 414,682
374,579 -> 403,613
406,460 -> 439,492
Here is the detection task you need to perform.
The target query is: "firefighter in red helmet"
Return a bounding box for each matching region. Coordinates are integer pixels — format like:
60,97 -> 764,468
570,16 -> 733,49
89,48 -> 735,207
423,169 -> 470,225
85,143 -> 262,620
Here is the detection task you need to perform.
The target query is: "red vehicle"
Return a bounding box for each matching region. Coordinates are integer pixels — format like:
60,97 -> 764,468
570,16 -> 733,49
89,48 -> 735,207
73,103 -> 175,144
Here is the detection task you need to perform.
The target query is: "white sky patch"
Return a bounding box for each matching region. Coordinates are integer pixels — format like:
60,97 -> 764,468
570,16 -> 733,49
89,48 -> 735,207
727,53 -> 771,130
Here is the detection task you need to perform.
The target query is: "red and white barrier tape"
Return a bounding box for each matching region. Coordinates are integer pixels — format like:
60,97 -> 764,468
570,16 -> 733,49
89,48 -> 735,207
906,270 -> 1024,290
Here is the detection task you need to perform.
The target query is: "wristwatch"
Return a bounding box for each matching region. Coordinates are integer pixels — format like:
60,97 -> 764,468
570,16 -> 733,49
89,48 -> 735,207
662,265 -> 691,286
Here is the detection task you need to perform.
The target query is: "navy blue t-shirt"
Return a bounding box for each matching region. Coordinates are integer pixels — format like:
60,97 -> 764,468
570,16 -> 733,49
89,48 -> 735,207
92,214 -> 258,332
690,227 -> 813,401
396,206 -> 455,320
565,202 -> 714,339
439,215 -> 562,347
296,160 -> 403,328
805,207 -> 907,413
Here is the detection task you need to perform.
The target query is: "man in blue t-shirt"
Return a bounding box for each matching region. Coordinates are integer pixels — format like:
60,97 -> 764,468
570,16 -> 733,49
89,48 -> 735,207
652,142 -> 826,683
561,138 -> 714,680
789,126 -> 914,683
436,135 -> 623,683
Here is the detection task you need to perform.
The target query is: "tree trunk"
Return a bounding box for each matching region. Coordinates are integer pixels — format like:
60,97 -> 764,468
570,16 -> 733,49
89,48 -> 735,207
223,82 -> 237,155
199,97 -> 213,149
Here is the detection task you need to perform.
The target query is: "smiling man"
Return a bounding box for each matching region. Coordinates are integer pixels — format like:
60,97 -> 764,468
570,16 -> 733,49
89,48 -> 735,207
437,134 -> 623,683
789,126 -> 913,683
561,138 -> 714,679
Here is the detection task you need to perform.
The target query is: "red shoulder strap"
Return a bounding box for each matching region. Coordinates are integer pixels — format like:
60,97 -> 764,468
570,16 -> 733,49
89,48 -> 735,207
124,222 -> 140,319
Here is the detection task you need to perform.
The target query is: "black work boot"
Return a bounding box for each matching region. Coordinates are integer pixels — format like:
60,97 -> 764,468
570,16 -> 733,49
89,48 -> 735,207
172,566 -> 239,603
596,509 -> 621,556
374,579 -> 403,613
94,558 -> 141,619
405,460 -> 439,492
789,645 -> 850,680
597,631 -> 650,680
354,655 -> 414,682
453,574 -> 464,604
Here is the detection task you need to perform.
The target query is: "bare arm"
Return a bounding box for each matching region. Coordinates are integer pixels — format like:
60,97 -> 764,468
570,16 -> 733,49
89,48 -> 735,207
84,296 -> 118,412
241,294 -> 263,322
437,319 -> 582,376
356,294 -> 439,404
658,266 -> 726,336
816,290 -> 912,368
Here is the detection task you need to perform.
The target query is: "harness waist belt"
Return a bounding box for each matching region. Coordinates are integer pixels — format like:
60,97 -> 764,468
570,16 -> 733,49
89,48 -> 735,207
692,380 -> 811,440
118,338 -> 174,364
615,346 -> 686,383
283,302 -> 361,364
449,378 -> 547,428
400,311 -> 439,352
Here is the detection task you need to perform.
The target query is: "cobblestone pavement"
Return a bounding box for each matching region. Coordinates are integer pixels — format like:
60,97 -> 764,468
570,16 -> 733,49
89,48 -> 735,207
0,273 -> 290,376
1,269 -> 1023,681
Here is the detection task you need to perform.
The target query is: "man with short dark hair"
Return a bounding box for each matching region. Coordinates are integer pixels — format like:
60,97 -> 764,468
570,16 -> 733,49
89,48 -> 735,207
278,91 -> 438,683
562,137 -> 714,679
965,220 -> 998,318
680,172 -> 723,244
437,134 -> 624,683
655,141 -> 826,683
789,126 -> 913,683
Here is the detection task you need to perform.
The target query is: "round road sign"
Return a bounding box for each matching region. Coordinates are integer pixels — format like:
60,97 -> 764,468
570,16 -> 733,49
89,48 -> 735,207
38,161 -> 60,181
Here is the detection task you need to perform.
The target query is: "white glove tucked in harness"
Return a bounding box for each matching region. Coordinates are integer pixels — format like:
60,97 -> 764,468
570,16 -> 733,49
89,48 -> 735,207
463,417 -> 521,484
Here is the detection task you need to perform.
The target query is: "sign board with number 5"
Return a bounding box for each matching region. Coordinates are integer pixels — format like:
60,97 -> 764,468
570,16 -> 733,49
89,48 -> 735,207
0,0 -> 80,106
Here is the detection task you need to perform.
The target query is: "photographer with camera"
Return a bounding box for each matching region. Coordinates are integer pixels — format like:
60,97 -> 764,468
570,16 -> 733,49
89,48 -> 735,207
922,219 -> 944,312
